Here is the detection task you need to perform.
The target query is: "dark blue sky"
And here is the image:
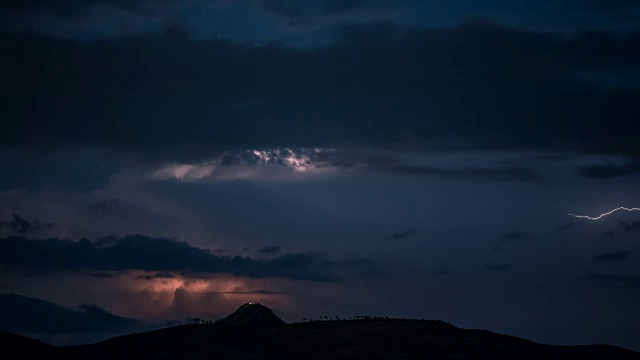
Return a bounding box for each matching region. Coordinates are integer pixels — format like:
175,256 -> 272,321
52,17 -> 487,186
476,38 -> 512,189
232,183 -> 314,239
1,0 -> 640,351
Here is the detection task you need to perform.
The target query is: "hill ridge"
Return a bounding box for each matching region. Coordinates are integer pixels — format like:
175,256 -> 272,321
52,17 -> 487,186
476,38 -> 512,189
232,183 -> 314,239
1,304 -> 638,360
219,302 -> 286,326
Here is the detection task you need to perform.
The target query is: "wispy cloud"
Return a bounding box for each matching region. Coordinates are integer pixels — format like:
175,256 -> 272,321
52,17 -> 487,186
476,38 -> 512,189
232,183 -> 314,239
593,251 -> 630,262
390,228 -> 416,240
494,230 -> 529,252
589,273 -> 640,288
259,245 -> 282,254
485,262 -> 513,272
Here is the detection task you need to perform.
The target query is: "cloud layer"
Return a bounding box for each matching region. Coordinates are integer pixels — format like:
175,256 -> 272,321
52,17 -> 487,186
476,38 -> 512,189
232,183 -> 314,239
0,0 -> 179,17
0,234 -> 379,282
0,214 -> 55,236
1,23 -> 640,161
593,251 -> 630,262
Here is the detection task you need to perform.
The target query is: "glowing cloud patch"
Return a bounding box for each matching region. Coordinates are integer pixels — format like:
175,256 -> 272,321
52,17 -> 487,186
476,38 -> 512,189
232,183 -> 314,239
117,272 -> 290,320
150,163 -> 215,182
148,147 -> 336,182
567,207 -> 640,220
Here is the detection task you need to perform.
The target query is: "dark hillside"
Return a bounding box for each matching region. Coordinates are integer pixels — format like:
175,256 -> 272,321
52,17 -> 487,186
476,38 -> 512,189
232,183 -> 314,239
2,304 -> 638,360
0,330 -> 57,358
65,319 -> 640,359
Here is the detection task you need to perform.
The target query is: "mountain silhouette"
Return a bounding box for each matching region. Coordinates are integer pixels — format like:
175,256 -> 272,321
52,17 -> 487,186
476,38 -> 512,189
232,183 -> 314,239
219,303 -> 286,326
0,293 -> 139,333
1,303 -> 639,360
0,330 -> 56,357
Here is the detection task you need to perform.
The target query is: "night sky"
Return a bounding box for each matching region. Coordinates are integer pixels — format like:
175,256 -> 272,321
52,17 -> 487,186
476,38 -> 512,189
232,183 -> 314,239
1,0 -> 640,350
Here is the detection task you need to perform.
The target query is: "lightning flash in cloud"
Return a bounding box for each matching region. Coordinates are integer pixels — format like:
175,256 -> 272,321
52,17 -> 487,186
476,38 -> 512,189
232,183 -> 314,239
567,207 -> 640,220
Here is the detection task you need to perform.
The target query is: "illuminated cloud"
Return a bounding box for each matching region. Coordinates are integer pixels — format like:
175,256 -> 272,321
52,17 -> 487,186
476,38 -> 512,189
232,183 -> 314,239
147,148 -> 337,182
0,269 -> 359,325
150,163 -> 215,182
114,272 -> 290,318
0,271 -> 292,323
143,148 -> 555,185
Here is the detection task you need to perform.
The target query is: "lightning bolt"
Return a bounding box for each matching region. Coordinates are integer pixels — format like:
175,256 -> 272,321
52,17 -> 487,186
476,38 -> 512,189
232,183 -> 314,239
567,207 -> 640,220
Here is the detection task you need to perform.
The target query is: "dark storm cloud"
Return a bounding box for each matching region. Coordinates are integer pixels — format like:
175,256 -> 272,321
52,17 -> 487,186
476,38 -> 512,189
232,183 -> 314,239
0,235 -> 379,282
556,221 -> 585,232
256,0 -> 390,26
494,231 -> 529,252
567,0 -> 640,10
501,231 -> 528,242
1,23 -> 640,159
258,245 -> 282,254
0,293 -> 139,333
0,214 -> 54,236
370,165 -> 541,181
432,266 -> 452,275
221,290 -> 285,295
602,221 -> 640,238
255,0 -> 307,25
485,263 -> 513,272
89,271 -> 118,278
390,228 -> 415,240
524,0 -> 640,30
589,273 -> 640,288
0,0 -> 178,17
593,251 -> 630,262
578,163 -> 640,179
0,0 -> 387,24
317,149 -> 543,181
136,271 -> 175,280
605,231 -> 617,238
322,0 -> 377,15
89,197 -> 121,213
618,221 -> 640,234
